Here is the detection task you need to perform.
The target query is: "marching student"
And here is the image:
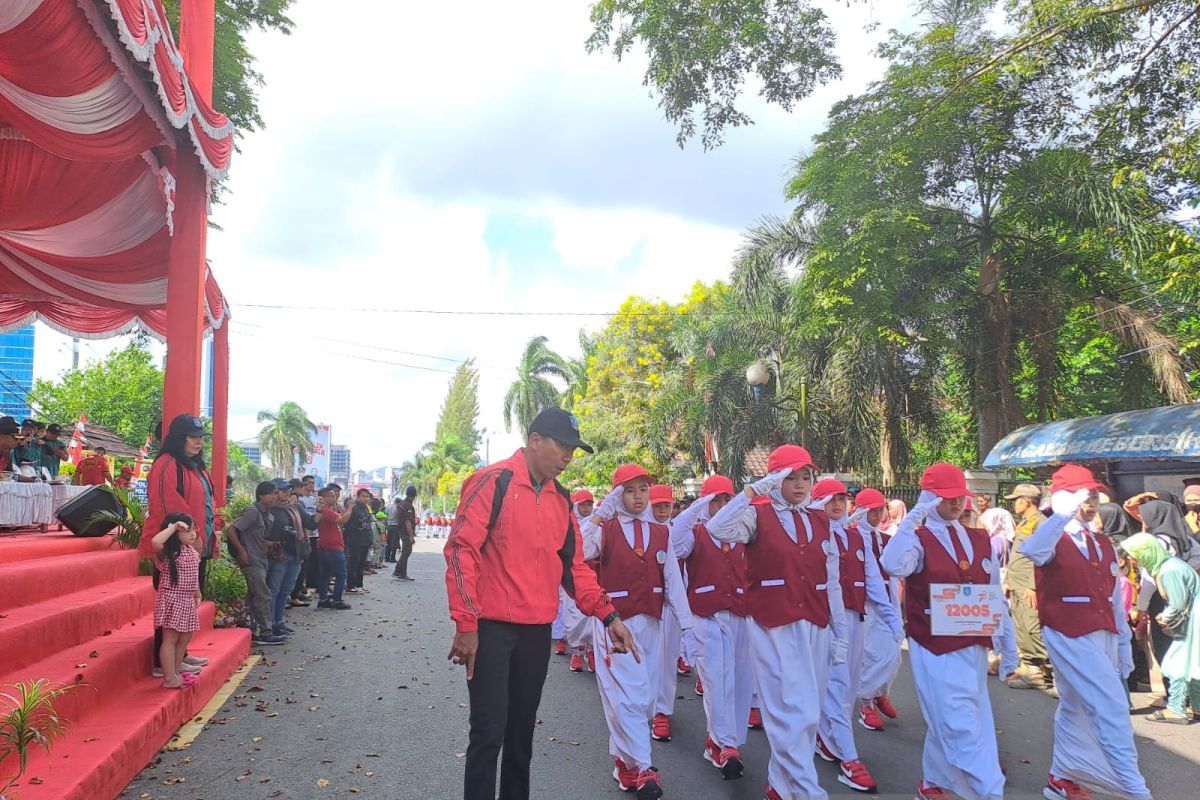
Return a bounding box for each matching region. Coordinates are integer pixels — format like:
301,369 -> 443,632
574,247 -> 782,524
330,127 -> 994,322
555,489 -> 597,657
809,481 -> 905,793
853,489 -> 904,729
668,474 -> 752,780
707,445 -> 849,800
1018,465 -> 1150,800
650,483 -> 687,741
582,466 -> 696,800
880,463 -> 1007,800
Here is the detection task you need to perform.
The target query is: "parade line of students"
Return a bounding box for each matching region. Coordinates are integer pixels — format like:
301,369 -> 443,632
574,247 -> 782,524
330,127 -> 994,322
447,424 -> 1152,800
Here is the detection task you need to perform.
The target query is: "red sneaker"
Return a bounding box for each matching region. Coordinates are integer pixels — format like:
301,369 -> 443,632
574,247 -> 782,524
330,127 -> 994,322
858,703 -> 885,731
703,737 -> 721,768
814,733 -> 837,763
636,768 -> 663,799
917,781 -> 950,799
764,786 -> 784,800
718,746 -> 745,780
748,707 -> 764,729
569,653 -> 583,672
612,758 -> 637,792
1045,774 -> 1092,800
875,693 -> 898,719
651,712 -> 672,742
554,639 -> 568,655
586,649 -> 596,673
695,676 -> 704,695
838,760 -> 877,793
677,657 -> 692,676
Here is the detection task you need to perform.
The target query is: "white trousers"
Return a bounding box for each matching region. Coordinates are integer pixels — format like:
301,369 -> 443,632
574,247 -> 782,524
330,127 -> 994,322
656,606 -> 681,715
693,610 -> 752,748
749,617 -> 831,800
552,592 -> 567,640
860,586 -> 902,699
818,611 -> 866,761
1043,628 -> 1151,800
593,613 -> 662,770
559,587 -> 592,650
909,640 -> 1004,800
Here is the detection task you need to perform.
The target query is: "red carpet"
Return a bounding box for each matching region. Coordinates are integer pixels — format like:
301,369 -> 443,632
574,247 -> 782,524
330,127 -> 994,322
0,533 -> 250,800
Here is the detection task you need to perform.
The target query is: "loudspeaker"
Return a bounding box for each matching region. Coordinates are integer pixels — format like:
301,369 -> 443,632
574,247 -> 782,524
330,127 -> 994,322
55,485 -> 125,537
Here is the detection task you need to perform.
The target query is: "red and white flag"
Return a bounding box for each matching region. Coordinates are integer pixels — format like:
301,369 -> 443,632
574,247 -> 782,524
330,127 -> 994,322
67,415 -> 87,465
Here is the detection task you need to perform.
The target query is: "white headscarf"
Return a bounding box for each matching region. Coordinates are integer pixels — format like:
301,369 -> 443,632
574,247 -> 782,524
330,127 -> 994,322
979,507 -> 1015,542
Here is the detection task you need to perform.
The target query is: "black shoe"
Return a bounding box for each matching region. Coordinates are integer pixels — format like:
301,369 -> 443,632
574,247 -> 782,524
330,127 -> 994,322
317,599 -> 333,609
252,633 -> 286,646
332,601 -> 352,610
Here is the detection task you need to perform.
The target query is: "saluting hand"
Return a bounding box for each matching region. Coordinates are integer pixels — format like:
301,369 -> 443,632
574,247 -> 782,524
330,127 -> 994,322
448,631 -> 479,680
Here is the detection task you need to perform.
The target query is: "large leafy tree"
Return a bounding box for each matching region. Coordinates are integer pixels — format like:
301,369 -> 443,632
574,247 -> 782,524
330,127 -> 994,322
434,360 -> 481,456
785,1 -> 1192,458
161,0 -> 295,137
27,338 -> 164,446
503,336 -> 569,434
256,401 -> 318,477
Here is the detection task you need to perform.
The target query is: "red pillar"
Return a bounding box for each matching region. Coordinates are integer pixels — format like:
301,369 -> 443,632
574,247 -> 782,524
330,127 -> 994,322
162,0 -> 215,427
210,321 -> 230,508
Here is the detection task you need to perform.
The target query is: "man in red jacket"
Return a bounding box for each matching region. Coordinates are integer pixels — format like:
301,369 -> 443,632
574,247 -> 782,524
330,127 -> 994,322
445,408 -> 637,800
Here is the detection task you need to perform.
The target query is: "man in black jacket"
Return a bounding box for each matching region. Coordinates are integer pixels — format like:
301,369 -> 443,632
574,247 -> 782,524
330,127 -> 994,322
392,485 -> 419,580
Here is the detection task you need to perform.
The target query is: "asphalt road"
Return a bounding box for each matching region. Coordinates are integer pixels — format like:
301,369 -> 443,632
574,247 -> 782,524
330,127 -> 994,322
124,549 -> 1198,800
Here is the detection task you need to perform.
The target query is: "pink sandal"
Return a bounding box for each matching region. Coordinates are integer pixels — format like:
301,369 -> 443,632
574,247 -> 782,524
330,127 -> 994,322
181,672 -> 199,687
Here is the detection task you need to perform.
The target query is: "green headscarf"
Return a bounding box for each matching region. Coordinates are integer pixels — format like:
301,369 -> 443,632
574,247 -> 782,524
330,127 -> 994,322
1121,532 -> 1171,576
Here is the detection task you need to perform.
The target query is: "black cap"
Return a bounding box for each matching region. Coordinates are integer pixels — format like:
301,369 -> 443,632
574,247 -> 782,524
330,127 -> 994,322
272,478 -> 291,492
528,407 -> 593,454
0,417 -> 19,435
20,418 -> 35,428
46,423 -> 62,434
167,413 -> 208,438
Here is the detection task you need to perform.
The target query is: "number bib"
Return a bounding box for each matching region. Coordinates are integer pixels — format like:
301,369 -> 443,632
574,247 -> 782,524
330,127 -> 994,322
929,583 -> 1004,637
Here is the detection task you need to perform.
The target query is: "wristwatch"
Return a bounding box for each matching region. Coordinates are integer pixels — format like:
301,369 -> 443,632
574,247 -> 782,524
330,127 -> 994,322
602,611 -> 621,627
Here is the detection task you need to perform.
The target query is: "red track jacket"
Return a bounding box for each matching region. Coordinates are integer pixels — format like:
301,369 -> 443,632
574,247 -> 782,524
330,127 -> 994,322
445,449 -> 614,633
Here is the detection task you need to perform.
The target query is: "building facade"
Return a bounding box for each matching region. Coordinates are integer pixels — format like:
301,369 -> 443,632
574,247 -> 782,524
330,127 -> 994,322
0,325 -> 36,419
330,444 -> 351,486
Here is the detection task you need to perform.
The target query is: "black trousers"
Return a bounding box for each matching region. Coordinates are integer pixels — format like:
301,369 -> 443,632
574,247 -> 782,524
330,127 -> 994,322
385,525 -> 401,562
346,539 -> 370,588
393,533 -> 414,578
464,621 -> 551,800
304,537 -> 320,589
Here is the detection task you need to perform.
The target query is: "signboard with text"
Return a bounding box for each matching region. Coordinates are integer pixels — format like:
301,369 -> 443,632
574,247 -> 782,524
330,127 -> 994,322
929,583 -> 1004,637
299,424 -> 331,485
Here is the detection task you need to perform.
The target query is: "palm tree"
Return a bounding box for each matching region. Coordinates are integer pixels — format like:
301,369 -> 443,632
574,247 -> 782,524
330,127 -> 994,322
560,330 -> 596,411
256,401 -> 318,478
503,336 -> 569,433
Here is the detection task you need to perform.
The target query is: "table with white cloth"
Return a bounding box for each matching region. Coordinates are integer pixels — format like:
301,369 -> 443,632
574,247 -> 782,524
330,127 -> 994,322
0,482 -> 54,527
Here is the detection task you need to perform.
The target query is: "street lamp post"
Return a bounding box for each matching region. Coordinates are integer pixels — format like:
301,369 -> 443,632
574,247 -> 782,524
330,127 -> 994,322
746,355 -> 808,448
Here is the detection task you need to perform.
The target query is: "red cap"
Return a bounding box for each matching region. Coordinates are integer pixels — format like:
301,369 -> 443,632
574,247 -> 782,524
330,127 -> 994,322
649,484 -> 674,505
611,463 -> 652,488
767,445 -> 815,475
1050,464 -> 1103,494
854,488 -> 886,510
920,463 -> 970,499
570,489 -> 594,505
701,474 -> 735,497
811,479 -> 848,501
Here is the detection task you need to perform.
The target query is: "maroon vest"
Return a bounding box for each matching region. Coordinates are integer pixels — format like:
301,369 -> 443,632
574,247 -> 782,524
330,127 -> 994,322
1035,532 -> 1119,638
598,517 -> 669,620
904,525 -> 993,654
833,523 -> 867,614
685,523 -> 748,618
745,503 -> 831,630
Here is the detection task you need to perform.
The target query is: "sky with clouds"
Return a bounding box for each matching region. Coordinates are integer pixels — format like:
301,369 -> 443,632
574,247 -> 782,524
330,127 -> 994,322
34,0 -> 915,472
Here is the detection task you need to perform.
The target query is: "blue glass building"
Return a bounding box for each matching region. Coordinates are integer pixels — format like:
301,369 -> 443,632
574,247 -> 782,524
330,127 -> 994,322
0,325 -> 35,419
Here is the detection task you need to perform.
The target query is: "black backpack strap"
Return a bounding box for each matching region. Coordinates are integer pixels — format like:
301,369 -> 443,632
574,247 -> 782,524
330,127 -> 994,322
554,481 -> 578,598
486,469 -> 513,534
176,460 -> 185,497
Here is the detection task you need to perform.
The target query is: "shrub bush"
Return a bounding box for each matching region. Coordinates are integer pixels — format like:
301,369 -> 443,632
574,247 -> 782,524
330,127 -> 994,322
203,555 -> 246,605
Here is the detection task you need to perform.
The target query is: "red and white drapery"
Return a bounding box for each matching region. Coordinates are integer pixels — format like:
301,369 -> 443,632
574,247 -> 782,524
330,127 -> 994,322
0,0 -> 234,503
0,0 -> 232,312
